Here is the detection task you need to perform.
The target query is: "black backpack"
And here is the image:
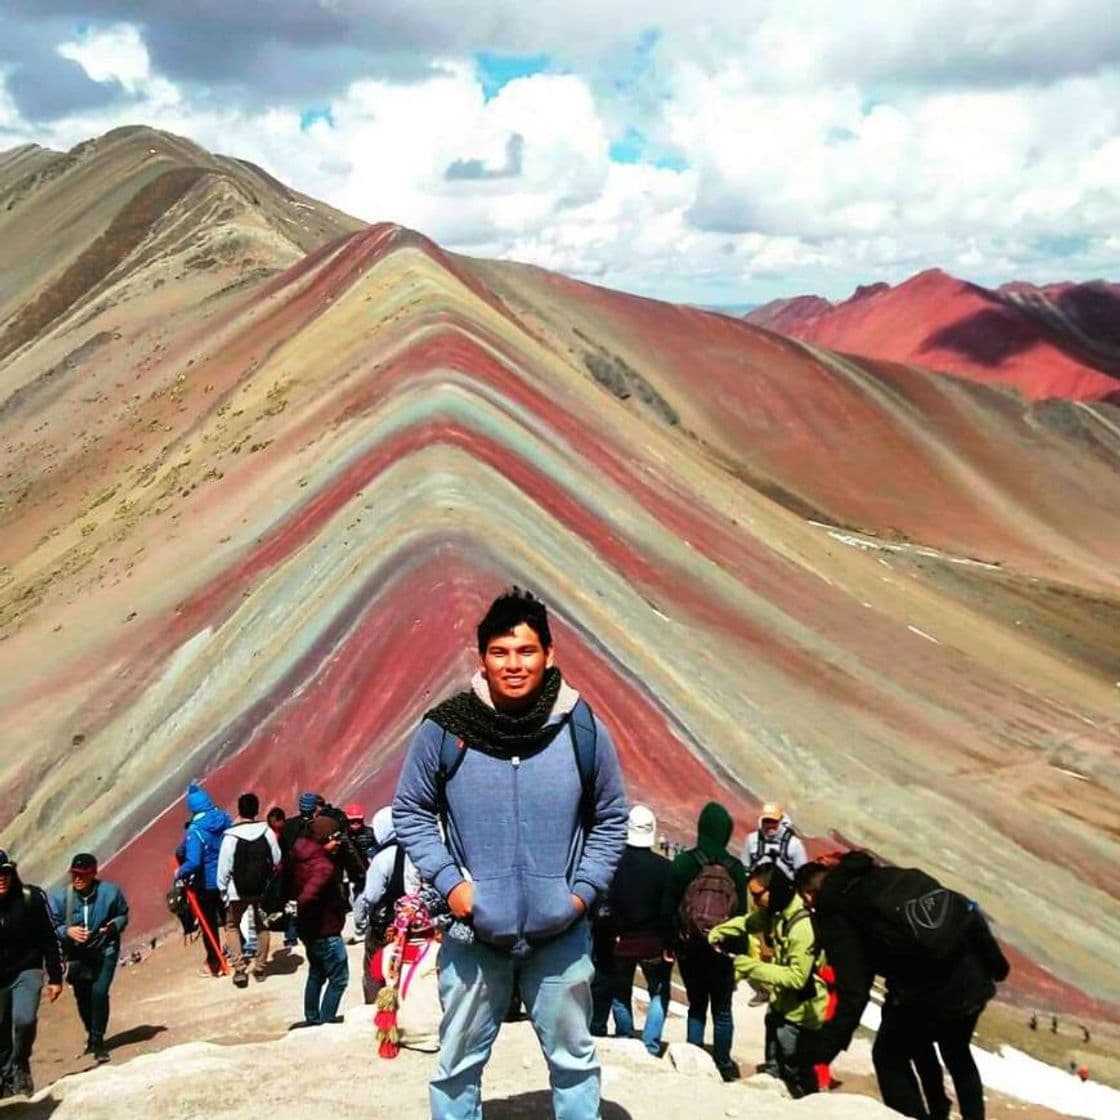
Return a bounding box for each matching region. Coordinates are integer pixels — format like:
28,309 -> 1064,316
368,845 -> 408,943
232,832 -> 274,897
863,866 -> 974,960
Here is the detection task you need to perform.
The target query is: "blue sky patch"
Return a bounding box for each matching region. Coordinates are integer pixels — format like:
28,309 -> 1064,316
300,106 -> 334,132
475,52 -> 550,100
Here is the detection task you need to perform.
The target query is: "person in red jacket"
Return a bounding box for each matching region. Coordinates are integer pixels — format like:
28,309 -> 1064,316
288,816 -> 350,1026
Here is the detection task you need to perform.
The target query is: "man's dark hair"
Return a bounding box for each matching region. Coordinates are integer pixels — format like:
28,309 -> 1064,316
477,587 -> 552,653
238,792 -> 260,819
266,806 -> 285,826
794,861 -> 830,896
749,862 -> 778,888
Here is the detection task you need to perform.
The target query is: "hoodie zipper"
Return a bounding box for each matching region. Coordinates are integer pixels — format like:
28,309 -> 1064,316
512,755 -> 527,941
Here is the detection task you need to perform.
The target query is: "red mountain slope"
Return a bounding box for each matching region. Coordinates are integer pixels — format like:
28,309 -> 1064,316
747,270 -> 1120,403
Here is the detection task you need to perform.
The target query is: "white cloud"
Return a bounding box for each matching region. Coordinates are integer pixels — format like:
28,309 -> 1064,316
2,5 -> 1118,303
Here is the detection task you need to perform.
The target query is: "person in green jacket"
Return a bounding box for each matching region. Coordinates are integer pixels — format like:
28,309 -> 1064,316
709,861 -> 827,1097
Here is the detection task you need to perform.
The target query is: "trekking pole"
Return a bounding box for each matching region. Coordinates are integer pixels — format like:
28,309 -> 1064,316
168,856 -> 229,975
184,884 -> 229,975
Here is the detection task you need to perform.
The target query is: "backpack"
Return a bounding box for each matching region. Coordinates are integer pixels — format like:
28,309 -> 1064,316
368,845 -> 408,944
232,831 -> 274,897
748,828 -> 796,874
435,698 -> 598,829
678,851 -> 739,941
862,866 -> 974,960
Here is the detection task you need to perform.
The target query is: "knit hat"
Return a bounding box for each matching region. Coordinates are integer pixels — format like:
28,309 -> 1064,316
309,816 -> 339,843
298,791 -> 320,814
0,849 -> 14,872
626,805 -> 656,848
186,781 -> 214,814
69,853 -> 98,874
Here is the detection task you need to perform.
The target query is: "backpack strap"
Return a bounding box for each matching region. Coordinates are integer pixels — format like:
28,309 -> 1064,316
568,699 -> 598,832
65,886 -> 75,927
435,728 -> 467,832
778,829 -> 794,866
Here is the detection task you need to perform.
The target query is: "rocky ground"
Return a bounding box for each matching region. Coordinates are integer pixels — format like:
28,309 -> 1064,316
0,929 -> 1089,1119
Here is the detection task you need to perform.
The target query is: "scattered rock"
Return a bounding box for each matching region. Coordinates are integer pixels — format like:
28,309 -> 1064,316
666,1041 -> 723,1081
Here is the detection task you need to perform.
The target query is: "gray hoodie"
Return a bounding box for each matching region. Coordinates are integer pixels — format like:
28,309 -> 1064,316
217,820 -> 281,902
393,673 -> 628,952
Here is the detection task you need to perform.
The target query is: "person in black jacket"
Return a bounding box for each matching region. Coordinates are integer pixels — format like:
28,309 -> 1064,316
0,850 -> 63,1099
590,805 -> 672,1055
796,852 -> 1010,1120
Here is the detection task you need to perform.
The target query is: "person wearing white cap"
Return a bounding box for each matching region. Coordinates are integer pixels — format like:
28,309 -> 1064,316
589,805 -> 672,1055
741,803 -> 807,879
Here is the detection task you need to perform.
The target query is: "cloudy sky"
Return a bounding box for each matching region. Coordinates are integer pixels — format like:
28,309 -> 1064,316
2,1 -> 1118,304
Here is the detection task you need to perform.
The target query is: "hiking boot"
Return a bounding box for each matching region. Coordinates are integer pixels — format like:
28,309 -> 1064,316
251,969 -> 266,982
0,1072 -> 11,1100
93,1046 -> 111,1064
717,1062 -> 738,1083
232,970 -> 249,988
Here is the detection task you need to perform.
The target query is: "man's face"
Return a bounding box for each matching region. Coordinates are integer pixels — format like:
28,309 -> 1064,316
70,869 -> 95,892
748,879 -> 770,910
347,819 -> 362,833
480,622 -> 553,712
761,817 -> 779,836
0,870 -> 11,897
798,887 -> 816,911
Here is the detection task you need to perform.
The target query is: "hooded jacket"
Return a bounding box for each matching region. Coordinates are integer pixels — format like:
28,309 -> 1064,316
0,871 -> 63,986
288,836 -> 347,940
354,809 -> 421,929
661,802 -> 748,943
393,671 -> 628,953
49,879 -> 129,959
712,893 -> 828,1025
741,815 -> 808,875
809,851 -> 1008,1062
216,820 -> 282,902
177,805 -> 234,890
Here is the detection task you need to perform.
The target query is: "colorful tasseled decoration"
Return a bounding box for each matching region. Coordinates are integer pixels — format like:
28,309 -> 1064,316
372,893 -> 434,1059
374,984 -> 400,1058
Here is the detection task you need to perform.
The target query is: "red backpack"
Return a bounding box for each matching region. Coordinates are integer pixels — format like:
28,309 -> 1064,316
678,851 -> 739,941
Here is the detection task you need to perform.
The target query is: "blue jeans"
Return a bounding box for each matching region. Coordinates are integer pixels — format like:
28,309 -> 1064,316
432,919 -> 599,1120
592,956 -> 670,1056
679,944 -> 734,1069
0,969 -> 43,1075
302,935 -> 349,1025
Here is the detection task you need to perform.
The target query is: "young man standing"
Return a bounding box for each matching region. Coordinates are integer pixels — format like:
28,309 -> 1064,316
394,588 -> 628,1120
0,850 -> 63,1098
217,793 -> 281,988
51,853 -> 129,1063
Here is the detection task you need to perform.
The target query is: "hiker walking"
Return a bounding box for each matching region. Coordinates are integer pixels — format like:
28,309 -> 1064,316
281,792 -> 321,857
345,804 -> 379,865
0,849 -> 63,1099
50,853 -> 128,1063
393,587 -> 628,1120
590,804 -> 672,1055
217,792 -> 281,987
355,806 -> 420,1004
796,852 -> 1010,1120
174,781 -> 233,977
289,816 -> 351,1026
742,803 -> 807,877
709,861 -> 826,1097
661,801 -> 747,1081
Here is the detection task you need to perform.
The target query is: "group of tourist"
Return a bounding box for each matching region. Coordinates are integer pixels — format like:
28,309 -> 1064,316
1,587 -> 1013,1120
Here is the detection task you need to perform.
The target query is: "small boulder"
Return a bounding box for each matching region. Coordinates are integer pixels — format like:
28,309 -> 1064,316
666,1041 -> 723,1082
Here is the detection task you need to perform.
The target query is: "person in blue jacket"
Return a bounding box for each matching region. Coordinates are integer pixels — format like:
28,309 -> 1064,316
50,853 -> 128,1063
394,587 -> 628,1120
175,781 -> 232,976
